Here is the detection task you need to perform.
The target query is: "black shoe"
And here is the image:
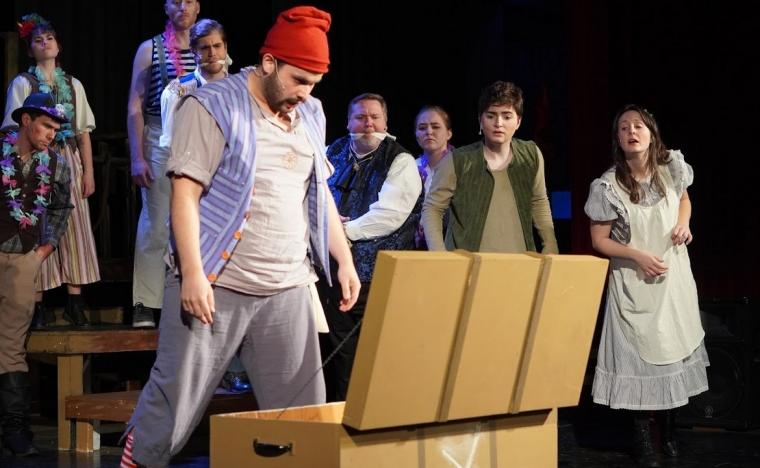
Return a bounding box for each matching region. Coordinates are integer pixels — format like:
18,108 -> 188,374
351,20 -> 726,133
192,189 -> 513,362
633,415 -> 662,467
30,302 -> 53,330
0,372 -> 39,457
132,303 -> 156,328
63,296 -> 90,327
2,430 -> 39,456
661,410 -> 679,457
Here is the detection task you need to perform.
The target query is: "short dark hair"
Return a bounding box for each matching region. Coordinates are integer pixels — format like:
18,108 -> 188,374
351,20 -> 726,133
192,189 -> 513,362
477,81 -> 523,117
347,93 -> 387,120
25,22 -> 61,64
190,18 -> 225,50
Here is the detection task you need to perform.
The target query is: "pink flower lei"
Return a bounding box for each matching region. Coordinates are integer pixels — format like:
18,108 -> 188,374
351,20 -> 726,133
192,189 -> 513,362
164,21 -> 186,77
1,132 -> 52,229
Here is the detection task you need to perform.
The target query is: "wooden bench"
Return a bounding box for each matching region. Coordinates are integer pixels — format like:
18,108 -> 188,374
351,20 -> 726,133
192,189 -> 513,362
27,328 -> 158,451
65,390 -> 258,452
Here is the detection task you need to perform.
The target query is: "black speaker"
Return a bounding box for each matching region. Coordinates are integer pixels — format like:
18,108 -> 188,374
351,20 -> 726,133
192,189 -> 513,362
676,298 -> 760,430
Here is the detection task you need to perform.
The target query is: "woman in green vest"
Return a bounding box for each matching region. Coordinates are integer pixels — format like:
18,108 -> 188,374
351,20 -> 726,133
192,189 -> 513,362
420,81 -> 558,253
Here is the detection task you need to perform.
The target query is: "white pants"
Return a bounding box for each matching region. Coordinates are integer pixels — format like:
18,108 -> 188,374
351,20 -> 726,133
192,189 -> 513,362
132,122 -> 171,308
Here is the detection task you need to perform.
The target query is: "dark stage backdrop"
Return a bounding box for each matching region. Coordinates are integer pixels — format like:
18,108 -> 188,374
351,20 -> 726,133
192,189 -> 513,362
2,0 -> 757,298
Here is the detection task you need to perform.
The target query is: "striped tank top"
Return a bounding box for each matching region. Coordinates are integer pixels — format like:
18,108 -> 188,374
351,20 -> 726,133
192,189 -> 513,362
144,33 -> 195,117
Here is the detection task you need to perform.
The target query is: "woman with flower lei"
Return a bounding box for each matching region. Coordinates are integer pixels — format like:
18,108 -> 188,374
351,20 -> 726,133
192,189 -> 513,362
2,13 -> 100,327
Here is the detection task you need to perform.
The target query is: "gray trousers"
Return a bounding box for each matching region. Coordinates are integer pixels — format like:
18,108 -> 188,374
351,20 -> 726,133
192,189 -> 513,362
128,273 -> 325,466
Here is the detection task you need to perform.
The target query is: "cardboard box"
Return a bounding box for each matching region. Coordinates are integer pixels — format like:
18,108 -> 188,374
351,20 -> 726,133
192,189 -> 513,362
211,252 -> 608,467
212,403 -> 557,467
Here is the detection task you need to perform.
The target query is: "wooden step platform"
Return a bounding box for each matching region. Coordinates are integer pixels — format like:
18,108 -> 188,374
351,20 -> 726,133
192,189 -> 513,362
65,389 -> 258,452
27,327 -> 159,451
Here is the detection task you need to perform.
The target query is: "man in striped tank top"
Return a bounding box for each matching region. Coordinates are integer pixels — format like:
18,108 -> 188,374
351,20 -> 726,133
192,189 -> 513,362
120,7 -> 360,467
127,0 -> 199,329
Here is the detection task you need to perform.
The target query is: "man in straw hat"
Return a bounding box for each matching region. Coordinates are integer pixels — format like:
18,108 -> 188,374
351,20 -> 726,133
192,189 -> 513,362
0,92 -> 72,456
121,7 -> 359,466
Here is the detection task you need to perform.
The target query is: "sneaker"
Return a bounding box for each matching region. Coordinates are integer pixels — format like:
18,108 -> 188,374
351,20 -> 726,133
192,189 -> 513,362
132,303 -> 156,328
221,371 -> 252,393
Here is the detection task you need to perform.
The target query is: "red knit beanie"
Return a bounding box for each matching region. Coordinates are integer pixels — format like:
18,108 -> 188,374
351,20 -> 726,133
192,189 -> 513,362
260,6 -> 331,74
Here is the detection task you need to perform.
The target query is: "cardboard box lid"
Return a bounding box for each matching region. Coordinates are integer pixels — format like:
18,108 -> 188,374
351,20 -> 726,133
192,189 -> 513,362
511,254 -> 609,412
339,251 -> 608,431
439,252 -> 542,421
342,251 -> 473,430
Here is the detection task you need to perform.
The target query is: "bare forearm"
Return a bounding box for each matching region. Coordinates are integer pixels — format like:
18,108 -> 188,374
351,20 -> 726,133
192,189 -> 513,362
591,236 -> 640,261
327,196 -> 353,267
677,197 -> 691,226
127,111 -> 145,163
75,132 -> 94,173
171,177 -> 204,277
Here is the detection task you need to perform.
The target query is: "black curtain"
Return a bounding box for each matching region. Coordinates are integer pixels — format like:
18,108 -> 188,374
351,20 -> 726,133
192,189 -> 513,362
3,0 -> 757,297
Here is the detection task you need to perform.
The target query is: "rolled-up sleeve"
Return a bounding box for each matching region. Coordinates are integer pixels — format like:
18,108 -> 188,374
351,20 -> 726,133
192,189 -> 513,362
166,97 -> 226,189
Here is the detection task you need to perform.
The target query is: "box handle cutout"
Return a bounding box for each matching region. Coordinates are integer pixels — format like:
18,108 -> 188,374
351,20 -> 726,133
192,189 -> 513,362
253,438 -> 293,457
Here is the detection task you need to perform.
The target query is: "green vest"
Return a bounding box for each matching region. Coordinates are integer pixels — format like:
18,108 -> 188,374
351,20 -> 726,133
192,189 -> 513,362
444,139 -> 538,252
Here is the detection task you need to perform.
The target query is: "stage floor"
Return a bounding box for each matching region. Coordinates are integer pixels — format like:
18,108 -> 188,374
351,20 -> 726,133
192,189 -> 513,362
2,412 -> 759,467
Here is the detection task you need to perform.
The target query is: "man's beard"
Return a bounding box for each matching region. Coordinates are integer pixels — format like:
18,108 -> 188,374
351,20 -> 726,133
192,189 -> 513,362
263,74 -> 299,114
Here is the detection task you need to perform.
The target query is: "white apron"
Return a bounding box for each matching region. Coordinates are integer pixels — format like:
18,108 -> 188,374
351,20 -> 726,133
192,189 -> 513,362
606,167 -> 704,364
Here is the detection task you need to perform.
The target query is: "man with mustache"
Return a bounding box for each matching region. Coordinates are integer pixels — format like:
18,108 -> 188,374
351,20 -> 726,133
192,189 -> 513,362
121,7 -> 360,467
318,93 -> 422,401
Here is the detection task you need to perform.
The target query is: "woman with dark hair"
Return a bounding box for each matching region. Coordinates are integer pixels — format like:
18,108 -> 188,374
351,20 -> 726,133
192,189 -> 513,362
421,81 -> 558,254
2,13 -> 99,328
585,104 -> 708,467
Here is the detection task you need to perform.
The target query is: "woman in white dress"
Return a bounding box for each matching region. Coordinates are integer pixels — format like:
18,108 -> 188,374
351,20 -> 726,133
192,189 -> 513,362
585,104 -> 709,467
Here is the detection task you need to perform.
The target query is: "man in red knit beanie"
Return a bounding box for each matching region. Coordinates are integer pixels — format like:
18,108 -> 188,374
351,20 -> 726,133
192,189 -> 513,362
260,5 -> 331,73
121,6 -> 360,467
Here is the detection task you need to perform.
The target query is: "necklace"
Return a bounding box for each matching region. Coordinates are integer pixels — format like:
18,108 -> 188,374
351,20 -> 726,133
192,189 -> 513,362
29,66 -> 75,142
349,140 -> 378,171
1,132 -> 52,229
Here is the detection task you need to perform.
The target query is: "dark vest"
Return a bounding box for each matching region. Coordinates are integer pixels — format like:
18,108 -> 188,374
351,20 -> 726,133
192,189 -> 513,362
328,136 -> 421,282
21,71 -> 77,152
445,139 -> 539,252
0,130 -> 60,253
